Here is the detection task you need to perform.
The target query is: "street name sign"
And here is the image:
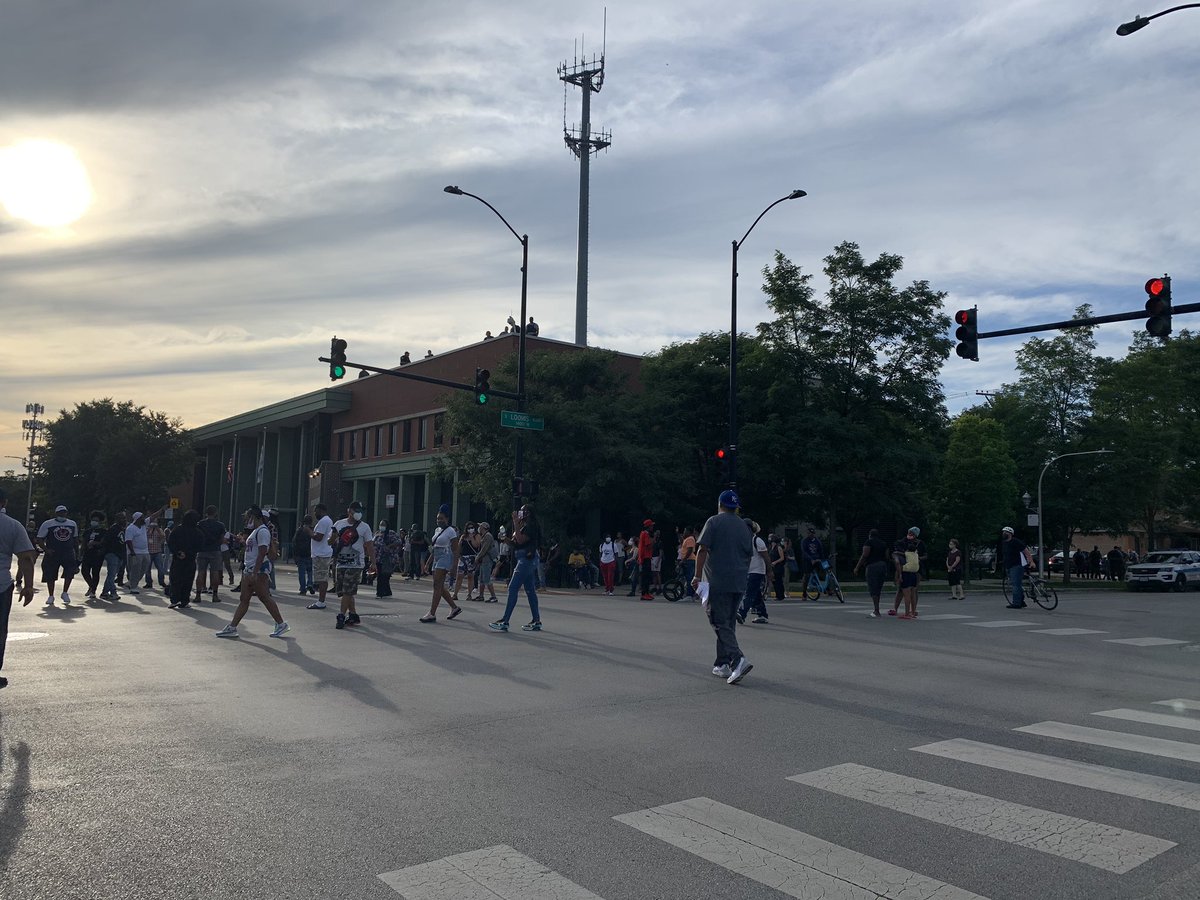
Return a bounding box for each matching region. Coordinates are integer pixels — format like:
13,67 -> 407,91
500,411 -> 545,431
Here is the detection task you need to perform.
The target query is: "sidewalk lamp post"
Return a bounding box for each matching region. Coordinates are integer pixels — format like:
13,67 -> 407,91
1037,450 -> 1114,578
729,189 -> 807,488
1117,4 -> 1200,34
443,186 -> 529,510
21,402 -> 45,526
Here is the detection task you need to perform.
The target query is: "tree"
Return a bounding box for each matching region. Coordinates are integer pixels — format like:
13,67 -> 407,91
937,414 -> 1018,576
39,399 -> 194,515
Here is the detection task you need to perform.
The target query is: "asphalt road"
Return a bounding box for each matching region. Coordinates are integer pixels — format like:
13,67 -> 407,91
2,574 -> 1199,900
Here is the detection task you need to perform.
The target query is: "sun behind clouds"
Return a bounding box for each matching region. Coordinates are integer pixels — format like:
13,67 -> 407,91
0,139 -> 95,228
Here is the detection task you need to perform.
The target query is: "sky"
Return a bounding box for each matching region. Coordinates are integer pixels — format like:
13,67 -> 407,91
2,0 -> 1197,469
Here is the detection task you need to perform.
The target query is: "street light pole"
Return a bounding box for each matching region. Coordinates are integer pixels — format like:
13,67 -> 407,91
1117,3 -> 1200,34
729,189 -> 806,488
1037,449 -> 1115,578
21,402 -> 45,526
444,186 -> 529,510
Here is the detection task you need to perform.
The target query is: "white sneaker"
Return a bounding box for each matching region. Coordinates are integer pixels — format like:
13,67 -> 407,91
45,597 -> 55,607
727,656 -> 753,685
712,664 -> 732,678
306,601 -> 326,609
270,621 -> 290,638
61,592 -> 72,604
215,624 -> 238,638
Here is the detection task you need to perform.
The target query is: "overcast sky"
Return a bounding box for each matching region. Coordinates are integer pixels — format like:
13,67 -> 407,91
2,0 -> 1197,474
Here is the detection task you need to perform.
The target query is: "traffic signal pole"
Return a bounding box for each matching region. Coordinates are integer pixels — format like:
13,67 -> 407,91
970,303 -> 1200,342
316,355 -> 523,400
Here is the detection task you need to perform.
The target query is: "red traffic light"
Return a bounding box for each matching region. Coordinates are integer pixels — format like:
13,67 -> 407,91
954,309 -> 972,326
715,447 -> 728,460
1145,278 -> 1165,297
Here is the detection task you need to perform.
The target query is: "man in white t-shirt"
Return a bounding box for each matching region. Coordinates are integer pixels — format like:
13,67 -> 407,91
331,500 -> 375,630
123,512 -> 151,596
306,503 -> 334,609
215,505 -> 289,639
738,520 -> 771,625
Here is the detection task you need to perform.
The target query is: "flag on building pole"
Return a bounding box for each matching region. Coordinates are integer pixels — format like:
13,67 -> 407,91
255,436 -> 266,485
226,458 -> 234,484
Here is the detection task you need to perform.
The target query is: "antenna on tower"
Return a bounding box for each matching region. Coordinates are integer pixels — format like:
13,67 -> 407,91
558,13 -> 612,348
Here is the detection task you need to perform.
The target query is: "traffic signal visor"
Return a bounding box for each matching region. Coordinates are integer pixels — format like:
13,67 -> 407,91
954,308 -> 978,361
329,337 -> 348,381
1144,276 -> 1172,337
474,368 -> 491,405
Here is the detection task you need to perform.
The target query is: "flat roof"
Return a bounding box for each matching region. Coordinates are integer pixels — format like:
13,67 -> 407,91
191,388 -> 353,445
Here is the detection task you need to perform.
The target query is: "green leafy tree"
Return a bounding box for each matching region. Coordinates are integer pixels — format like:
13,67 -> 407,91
40,399 -> 194,515
936,414 -> 1018,575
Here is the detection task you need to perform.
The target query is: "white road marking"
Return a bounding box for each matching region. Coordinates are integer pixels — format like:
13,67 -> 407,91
913,738 -> 1200,812
918,614 -> 976,620
378,845 -> 605,900
788,763 -> 1173,874
1154,699 -> 1200,712
1030,628 -> 1107,636
615,796 -> 990,900
1104,637 -> 1188,647
5,632 -> 49,641
963,620 -> 1035,628
1016,721 -> 1200,764
1094,708 -> 1200,733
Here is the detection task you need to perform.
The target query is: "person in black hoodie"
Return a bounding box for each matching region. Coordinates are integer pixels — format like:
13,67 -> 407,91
168,510 -> 203,609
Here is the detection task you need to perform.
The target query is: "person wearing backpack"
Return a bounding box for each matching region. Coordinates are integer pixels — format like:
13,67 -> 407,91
293,515 -> 313,596
890,526 -> 926,620
215,505 -> 289,639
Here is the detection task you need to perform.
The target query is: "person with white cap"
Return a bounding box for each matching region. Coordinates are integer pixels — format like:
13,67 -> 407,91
123,512 -> 151,596
1000,525 -> 1033,609
693,489 -> 755,685
36,504 -> 80,606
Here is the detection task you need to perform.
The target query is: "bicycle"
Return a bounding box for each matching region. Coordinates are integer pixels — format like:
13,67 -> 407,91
1001,569 -> 1059,610
802,560 -> 844,603
662,571 -> 690,602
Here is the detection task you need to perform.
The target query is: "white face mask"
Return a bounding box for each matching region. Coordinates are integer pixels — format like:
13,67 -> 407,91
55,516 -> 66,523
90,520 -> 100,526
352,511 -> 363,522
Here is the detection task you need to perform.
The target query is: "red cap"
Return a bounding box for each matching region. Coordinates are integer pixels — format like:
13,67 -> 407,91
643,518 -> 654,527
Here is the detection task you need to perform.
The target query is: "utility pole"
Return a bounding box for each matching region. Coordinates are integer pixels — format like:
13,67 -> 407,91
21,402 -> 46,525
559,24 -> 611,347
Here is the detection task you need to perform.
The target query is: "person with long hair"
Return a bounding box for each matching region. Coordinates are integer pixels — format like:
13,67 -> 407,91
420,504 -> 463,623
452,521 -> 479,602
490,502 -> 542,632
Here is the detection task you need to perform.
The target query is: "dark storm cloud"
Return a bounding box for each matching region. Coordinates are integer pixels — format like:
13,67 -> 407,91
0,0 -> 383,113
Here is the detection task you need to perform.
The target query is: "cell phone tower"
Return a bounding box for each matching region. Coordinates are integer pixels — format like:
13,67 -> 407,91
559,16 -> 611,347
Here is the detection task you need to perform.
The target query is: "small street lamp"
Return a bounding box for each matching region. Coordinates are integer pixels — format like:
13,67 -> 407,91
1021,491 -> 1032,509
1117,4 -> 1200,35
1037,450 -> 1115,578
729,189 -> 807,488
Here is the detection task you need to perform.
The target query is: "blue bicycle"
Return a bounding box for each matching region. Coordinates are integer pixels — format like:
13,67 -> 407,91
802,560 -> 844,603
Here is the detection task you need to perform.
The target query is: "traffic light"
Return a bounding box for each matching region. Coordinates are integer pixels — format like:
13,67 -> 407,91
1144,275 -> 1172,337
329,337 -> 347,381
474,368 -> 491,405
714,446 -> 730,480
954,307 -> 979,361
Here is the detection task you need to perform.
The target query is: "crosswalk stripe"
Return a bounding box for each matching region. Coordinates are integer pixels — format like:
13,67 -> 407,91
1104,637 -> 1188,647
1154,699 -> 1200,712
788,763 -> 1173,874
913,738 -> 1200,811
963,620 -> 1035,628
615,796 -> 990,900
1094,708 -> 1200,732
378,845 -> 605,900
918,614 -> 976,620
1030,628 -> 1107,635
1016,721 -> 1200,764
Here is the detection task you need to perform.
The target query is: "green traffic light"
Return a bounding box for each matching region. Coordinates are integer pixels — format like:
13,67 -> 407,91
333,365 -> 346,379
477,392 -> 489,405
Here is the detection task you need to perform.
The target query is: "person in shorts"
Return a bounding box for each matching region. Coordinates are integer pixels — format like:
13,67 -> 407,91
420,504 -> 463,623
215,505 -> 288,639
331,500 -> 375,630
307,503 -> 334,608
37,504 -> 80,606
891,527 -> 924,619
194,505 -> 226,604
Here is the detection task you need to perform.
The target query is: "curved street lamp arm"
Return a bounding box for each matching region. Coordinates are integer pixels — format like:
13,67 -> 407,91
735,190 -> 807,250
1036,449 -> 1114,577
443,185 -> 522,244
1118,4 -> 1200,34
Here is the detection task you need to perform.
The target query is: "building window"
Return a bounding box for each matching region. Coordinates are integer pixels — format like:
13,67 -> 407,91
388,424 -> 397,455
402,420 -> 412,453
433,414 -> 444,448
417,417 -> 427,451
337,432 -> 345,460
349,431 -> 357,460
450,433 -> 460,446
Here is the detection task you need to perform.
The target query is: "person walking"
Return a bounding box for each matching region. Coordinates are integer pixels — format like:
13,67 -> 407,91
331,501 -> 376,629
678,527 -> 697,599
215,505 -> 289,638
167,510 -> 203,609
194,506 -> 226,604
852,528 -> 890,617
306,503 -> 334,608
598,532 -> 618,595
1,487 -> 37,689
946,539 -> 965,599
374,520 -> 400,598
100,512 -> 126,600
692,490 -> 754,685
1001,526 -> 1034,609
123,512 -> 151,596
452,522 -> 479,601
421,505 -> 463,622
475,522 -> 500,602
292,516 -> 313,596
768,533 -> 787,602
637,519 -> 655,601
408,522 -> 429,580
36,504 -> 80,606
738,520 -> 771,624
80,510 -> 107,599
489,502 -> 543,632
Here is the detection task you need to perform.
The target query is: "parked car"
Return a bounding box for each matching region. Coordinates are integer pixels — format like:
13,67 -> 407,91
1126,550 -> 1200,592
1047,551 -> 1070,573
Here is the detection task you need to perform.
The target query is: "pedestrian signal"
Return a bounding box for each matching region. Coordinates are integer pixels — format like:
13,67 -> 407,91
954,308 -> 979,361
329,337 -> 348,381
1144,276 -> 1172,337
474,368 -> 491,405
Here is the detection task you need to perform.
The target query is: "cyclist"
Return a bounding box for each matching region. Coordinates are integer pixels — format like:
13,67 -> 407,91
800,527 -> 825,589
1000,526 -> 1033,609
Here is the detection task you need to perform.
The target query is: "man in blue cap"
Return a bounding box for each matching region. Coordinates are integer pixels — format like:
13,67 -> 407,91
692,489 -> 755,685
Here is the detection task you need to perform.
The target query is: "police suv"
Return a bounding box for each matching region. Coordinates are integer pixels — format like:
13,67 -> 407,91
1126,549 -> 1200,592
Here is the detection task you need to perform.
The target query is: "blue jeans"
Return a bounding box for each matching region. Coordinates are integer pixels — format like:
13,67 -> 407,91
1008,565 -> 1026,606
297,557 -> 313,593
681,559 -> 696,595
501,553 -> 540,624
103,552 -> 123,595
147,551 -> 167,586
739,572 -> 767,619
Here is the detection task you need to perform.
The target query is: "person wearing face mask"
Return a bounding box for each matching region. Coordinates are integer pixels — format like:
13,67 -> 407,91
330,501 -> 376,630
421,504 -> 463,623
475,522 -> 499,602
452,521 -> 479,602
123,512 -> 151,597
37,504 -> 80,606
598,533 -> 618,595
489,503 -> 542,632
80,510 -> 108,599
373,520 -> 400,598
215,505 -> 289,638
100,512 -> 127,601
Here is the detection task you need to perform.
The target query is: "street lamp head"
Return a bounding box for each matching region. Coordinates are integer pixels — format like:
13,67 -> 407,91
443,185 -> 464,195
787,189 -> 808,200
1116,16 -> 1150,35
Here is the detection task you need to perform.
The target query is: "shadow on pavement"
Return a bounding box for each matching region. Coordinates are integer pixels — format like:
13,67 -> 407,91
353,625 -> 552,690
241,638 -> 405,715
0,715 -> 31,872
34,604 -> 87,623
